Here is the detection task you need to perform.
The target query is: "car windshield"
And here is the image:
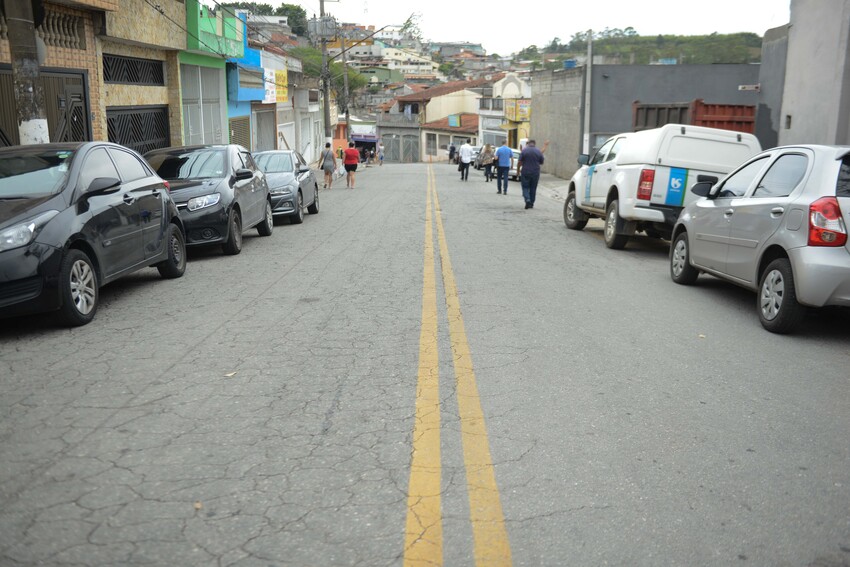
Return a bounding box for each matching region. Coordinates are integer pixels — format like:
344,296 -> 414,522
0,148 -> 74,198
146,149 -> 226,180
255,153 -> 294,174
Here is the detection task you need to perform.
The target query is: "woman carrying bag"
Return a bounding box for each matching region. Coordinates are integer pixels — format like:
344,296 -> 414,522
480,144 -> 495,182
319,142 -> 336,189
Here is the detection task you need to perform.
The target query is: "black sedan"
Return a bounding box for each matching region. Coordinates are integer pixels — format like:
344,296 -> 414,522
0,142 -> 186,326
253,150 -> 319,224
145,145 -> 273,255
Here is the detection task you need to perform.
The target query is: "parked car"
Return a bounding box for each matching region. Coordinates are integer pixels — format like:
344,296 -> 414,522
145,145 -> 273,255
508,149 -> 522,180
565,124 -> 761,248
0,142 -> 186,326
253,150 -> 319,224
670,144 -> 850,333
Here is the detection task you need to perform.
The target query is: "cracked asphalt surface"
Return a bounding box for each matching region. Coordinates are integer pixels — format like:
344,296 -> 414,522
2,162 -> 850,566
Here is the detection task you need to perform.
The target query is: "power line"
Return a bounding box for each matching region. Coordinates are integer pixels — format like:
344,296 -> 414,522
141,0 -> 294,92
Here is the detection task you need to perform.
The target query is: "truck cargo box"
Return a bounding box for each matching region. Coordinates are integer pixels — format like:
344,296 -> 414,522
632,99 -> 756,134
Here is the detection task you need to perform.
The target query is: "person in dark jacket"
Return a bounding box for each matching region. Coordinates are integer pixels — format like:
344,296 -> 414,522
448,143 -> 457,164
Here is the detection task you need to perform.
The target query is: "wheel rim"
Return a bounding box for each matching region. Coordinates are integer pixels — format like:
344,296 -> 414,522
233,214 -> 242,248
760,268 -> 785,321
170,231 -> 184,267
606,208 -> 617,241
297,194 -> 304,220
671,239 -> 687,277
70,259 -> 96,315
567,198 -> 576,222
265,202 -> 273,227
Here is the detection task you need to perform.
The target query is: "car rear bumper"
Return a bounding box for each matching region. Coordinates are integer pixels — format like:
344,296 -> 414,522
0,243 -> 63,318
789,246 -> 850,307
624,199 -> 667,223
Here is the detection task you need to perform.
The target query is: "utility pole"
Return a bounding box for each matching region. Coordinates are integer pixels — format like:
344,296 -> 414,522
340,31 -> 350,142
582,29 -> 592,155
4,0 -> 49,144
319,0 -> 332,144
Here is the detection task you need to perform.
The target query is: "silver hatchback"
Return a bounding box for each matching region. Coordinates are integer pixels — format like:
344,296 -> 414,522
670,145 -> 850,333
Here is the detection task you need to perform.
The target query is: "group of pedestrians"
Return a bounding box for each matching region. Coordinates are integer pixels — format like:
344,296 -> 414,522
456,138 -> 549,209
320,141 -> 385,190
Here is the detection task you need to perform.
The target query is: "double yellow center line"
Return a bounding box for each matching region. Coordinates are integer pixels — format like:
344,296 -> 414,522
404,166 -> 512,566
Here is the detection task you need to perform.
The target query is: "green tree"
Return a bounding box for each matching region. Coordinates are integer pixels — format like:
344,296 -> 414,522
274,4 -> 307,36
399,13 -> 423,42
515,44 -> 539,60
220,2 -> 274,15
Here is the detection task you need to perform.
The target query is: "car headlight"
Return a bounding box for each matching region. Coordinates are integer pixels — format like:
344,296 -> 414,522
0,210 -> 59,252
186,193 -> 221,212
270,184 -> 296,196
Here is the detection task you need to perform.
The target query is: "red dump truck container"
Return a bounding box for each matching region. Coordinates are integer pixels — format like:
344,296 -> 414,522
632,99 -> 756,134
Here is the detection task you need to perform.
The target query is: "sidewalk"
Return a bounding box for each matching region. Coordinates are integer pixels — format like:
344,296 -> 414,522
536,172 -> 571,204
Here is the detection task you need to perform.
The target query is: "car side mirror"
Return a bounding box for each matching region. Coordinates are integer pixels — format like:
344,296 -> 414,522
297,165 -> 311,174
86,177 -> 121,195
577,154 -> 589,166
234,168 -> 253,181
697,174 -> 718,185
691,181 -> 714,198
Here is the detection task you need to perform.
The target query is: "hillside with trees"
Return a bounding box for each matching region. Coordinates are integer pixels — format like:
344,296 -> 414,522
517,28 -> 763,67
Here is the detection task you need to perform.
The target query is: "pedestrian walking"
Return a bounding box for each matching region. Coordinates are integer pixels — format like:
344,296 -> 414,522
344,141 -> 360,189
479,144 -> 495,182
448,143 -> 457,164
517,139 -> 549,209
378,143 -> 384,166
458,139 -> 474,181
494,140 -> 513,194
337,145 -> 344,161
319,142 -> 336,189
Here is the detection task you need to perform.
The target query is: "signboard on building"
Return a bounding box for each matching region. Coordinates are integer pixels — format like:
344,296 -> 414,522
263,69 -> 276,103
505,99 -> 531,121
275,69 -> 288,102
448,114 -> 460,128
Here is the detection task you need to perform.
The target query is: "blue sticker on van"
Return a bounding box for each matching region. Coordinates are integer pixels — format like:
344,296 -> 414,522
665,168 -> 688,206
585,165 -> 595,200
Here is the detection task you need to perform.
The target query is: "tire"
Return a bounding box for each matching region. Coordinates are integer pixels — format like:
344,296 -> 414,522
564,192 -> 588,230
222,209 -> 243,255
669,231 -> 699,285
604,199 -> 629,250
758,258 -> 807,334
57,249 -> 98,326
257,200 -> 274,236
290,192 -> 304,224
307,186 -> 320,214
156,223 -> 187,279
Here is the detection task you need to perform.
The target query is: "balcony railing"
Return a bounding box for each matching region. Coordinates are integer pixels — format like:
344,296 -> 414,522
376,113 -> 420,126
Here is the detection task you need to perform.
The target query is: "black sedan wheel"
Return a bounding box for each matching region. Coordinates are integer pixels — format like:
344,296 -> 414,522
222,209 -> 243,255
156,223 -> 187,279
58,249 -> 98,326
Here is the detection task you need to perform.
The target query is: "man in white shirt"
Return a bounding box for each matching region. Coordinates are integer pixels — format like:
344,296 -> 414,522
458,139 -> 474,181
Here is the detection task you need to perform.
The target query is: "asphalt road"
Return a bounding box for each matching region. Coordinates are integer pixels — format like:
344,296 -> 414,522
1,161 -> 849,567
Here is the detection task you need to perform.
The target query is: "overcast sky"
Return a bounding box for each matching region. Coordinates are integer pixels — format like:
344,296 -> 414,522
274,0 -> 791,55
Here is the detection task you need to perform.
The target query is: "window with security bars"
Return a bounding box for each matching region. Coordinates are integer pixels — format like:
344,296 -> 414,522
107,106 -> 170,155
103,54 -> 165,86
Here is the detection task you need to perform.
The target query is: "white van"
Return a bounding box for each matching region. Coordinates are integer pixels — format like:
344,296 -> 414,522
564,124 -> 761,249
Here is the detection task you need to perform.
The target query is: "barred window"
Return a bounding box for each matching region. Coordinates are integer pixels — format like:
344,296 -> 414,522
103,55 -> 165,86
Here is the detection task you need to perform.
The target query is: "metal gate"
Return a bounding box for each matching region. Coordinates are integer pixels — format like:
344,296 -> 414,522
402,134 -> 419,163
253,109 -> 275,152
0,67 -> 91,146
106,105 -> 170,155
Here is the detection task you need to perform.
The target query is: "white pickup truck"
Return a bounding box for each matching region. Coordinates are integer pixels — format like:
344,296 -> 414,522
564,124 -> 761,248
